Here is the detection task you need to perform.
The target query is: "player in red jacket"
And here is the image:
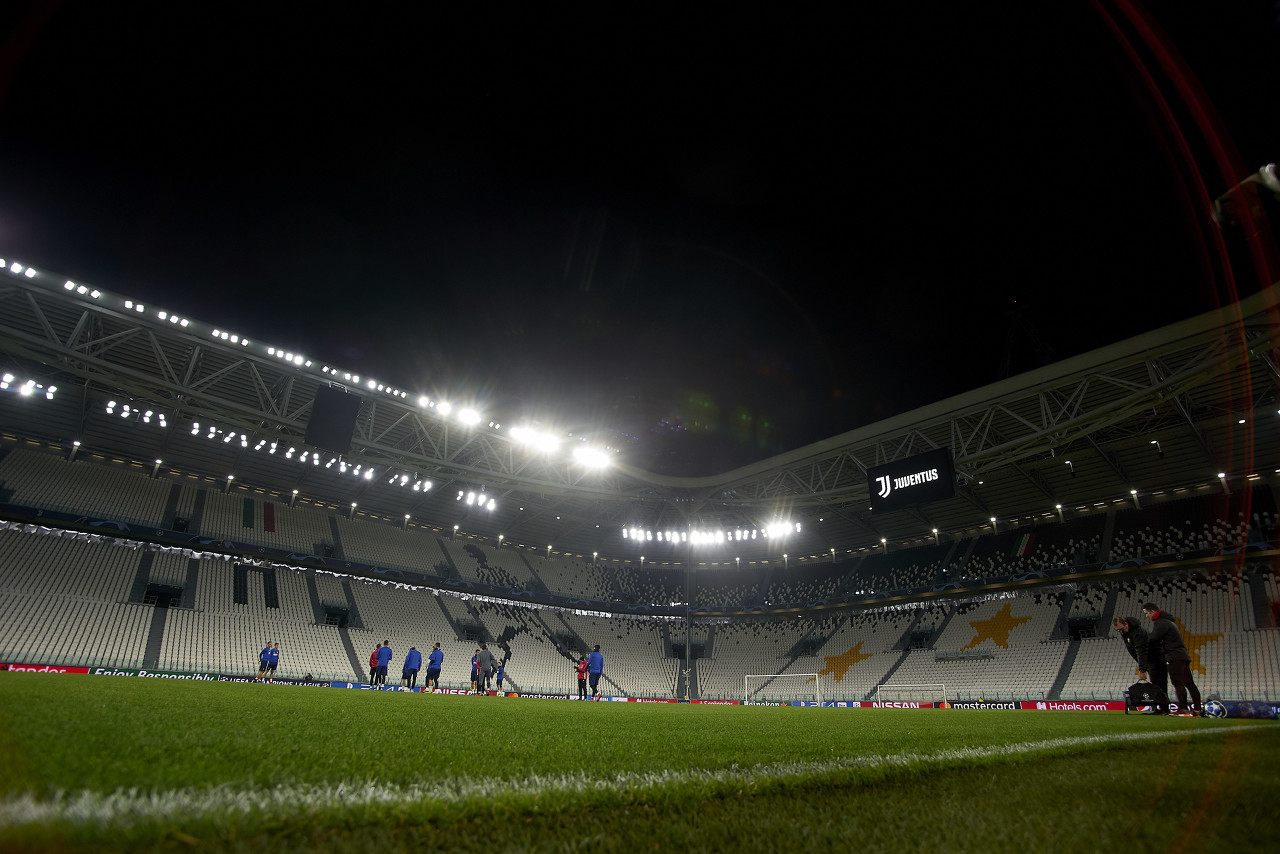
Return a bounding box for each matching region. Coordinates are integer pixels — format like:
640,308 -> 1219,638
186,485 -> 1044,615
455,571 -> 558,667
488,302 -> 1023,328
575,656 -> 589,700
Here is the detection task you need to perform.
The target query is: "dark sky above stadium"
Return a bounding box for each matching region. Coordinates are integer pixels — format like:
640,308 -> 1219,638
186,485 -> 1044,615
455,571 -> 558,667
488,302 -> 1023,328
1,3 -> 1277,475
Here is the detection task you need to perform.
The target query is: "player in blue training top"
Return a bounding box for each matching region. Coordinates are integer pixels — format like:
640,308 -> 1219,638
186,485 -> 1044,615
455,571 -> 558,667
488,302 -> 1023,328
376,641 -> 393,687
264,642 -> 280,683
256,641 -> 273,682
495,661 -> 505,694
425,643 -> 443,692
401,646 -> 422,689
587,644 -> 604,700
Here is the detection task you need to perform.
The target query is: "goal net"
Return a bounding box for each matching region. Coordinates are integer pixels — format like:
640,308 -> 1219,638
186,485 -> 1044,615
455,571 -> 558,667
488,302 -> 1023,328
871,683 -> 948,706
744,673 -> 821,705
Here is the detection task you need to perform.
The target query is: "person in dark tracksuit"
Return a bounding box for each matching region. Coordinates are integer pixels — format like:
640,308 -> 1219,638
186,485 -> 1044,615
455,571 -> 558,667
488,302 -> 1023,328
1143,603 -> 1203,716
1113,616 -> 1155,711
1113,616 -> 1151,678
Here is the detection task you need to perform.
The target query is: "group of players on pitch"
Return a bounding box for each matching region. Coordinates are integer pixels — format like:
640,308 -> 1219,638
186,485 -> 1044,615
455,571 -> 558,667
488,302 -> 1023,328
257,639 -> 606,695
1113,602 -> 1205,716
365,641 -> 447,690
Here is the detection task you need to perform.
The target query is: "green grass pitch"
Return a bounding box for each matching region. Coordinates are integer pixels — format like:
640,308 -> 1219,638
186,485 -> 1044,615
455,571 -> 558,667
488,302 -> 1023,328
1,674 -> 1277,852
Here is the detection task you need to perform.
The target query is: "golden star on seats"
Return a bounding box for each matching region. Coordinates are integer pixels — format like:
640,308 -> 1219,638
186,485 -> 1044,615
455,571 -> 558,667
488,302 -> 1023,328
960,602 -> 1031,651
812,641 -> 874,683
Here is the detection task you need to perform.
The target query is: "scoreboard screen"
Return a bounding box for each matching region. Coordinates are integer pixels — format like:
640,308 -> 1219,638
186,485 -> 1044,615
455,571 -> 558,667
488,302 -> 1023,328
867,448 -> 955,514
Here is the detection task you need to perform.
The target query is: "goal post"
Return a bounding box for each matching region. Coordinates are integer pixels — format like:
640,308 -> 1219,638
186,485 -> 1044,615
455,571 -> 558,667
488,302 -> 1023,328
744,673 -> 821,705
871,683 -> 948,705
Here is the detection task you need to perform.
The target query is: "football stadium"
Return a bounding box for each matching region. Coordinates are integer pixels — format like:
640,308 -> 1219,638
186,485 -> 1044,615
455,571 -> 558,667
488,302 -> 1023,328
4,255 -> 1280,849
3,4 -> 1280,853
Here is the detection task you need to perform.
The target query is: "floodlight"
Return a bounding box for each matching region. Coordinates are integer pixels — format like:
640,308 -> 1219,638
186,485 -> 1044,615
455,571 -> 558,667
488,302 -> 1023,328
18,384 -> 32,396
573,446 -> 610,468
8,263 -> 21,273
437,401 -> 453,416
158,311 -> 167,320
24,268 -> 35,278
487,498 -> 495,511
363,469 -> 373,480
64,281 -> 75,290
418,395 -> 429,407
459,408 -> 480,425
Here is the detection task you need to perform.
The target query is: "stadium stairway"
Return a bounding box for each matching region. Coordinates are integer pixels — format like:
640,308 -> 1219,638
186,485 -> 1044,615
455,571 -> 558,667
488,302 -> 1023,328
304,571 -> 327,624
327,516 -> 345,560
180,559 -> 199,609
160,482 -> 182,530
1250,571 -> 1276,628
514,552 -> 549,593
1048,639 -> 1081,700
128,552 -> 154,604
870,649 -> 913,698
428,592 -> 466,642
141,602 -> 168,669
435,538 -> 459,577
1049,590 -> 1075,640
1097,509 -> 1118,562
187,488 -> 207,534
337,578 -> 365,629
336,625 -> 367,681
674,658 -> 698,700
1100,585 -> 1120,628
659,622 -> 674,658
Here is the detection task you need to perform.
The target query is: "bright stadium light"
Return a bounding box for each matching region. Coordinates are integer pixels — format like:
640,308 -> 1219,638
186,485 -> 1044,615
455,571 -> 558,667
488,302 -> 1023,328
573,446 -> 611,468
459,407 -> 481,425
437,401 -> 453,417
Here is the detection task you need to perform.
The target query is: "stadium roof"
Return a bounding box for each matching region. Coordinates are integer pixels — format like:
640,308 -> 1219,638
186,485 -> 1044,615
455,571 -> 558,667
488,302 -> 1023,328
1,258 -> 1278,566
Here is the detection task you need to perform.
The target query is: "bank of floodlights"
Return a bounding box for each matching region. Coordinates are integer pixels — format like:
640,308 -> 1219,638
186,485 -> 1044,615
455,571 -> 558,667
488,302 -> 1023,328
211,329 -> 251,347
623,522 -> 801,546
61,281 -> 102,299
3,259 -> 38,278
2,374 -> 57,400
510,425 -> 560,453
572,445 -> 613,469
457,489 -> 496,511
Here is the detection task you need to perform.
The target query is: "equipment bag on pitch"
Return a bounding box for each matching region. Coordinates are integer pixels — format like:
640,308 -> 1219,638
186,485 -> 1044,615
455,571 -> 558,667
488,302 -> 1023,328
1125,681 -> 1167,714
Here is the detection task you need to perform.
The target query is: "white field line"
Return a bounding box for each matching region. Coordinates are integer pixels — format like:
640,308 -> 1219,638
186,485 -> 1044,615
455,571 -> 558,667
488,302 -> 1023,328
0,725 -> 1263,828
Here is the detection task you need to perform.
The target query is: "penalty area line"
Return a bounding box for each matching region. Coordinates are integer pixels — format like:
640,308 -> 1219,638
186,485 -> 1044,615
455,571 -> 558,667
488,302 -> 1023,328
0,725 -> 1261,828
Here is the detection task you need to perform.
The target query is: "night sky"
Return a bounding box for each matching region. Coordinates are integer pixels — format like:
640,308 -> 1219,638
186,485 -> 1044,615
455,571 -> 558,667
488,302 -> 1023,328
2,3 -> 1277,475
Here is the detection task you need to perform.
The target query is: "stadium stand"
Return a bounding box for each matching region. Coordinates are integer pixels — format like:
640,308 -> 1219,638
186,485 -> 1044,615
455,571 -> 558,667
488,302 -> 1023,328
3,452 -> 1280,702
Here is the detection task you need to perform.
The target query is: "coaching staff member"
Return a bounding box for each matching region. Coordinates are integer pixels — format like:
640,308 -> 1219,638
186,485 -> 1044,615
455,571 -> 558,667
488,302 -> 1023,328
1143,603 -> 1203,716
1112,615 -> 1151,679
